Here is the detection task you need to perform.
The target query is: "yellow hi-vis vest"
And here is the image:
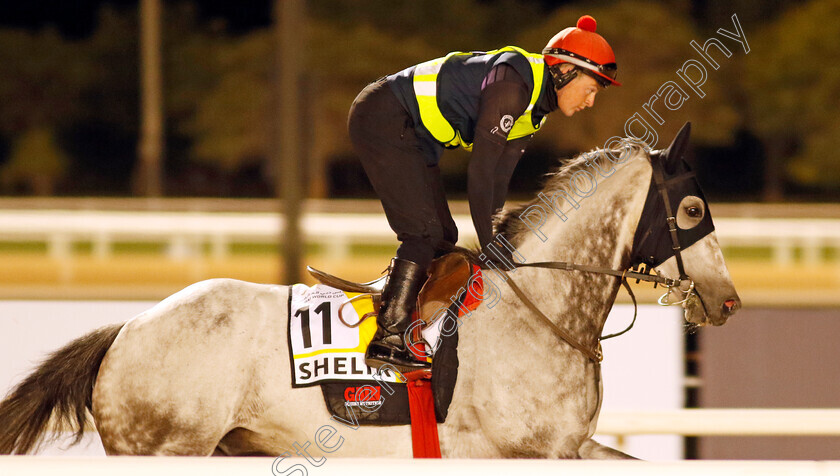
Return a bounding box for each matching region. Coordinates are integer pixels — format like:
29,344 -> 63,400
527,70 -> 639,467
412,46 -> 546,151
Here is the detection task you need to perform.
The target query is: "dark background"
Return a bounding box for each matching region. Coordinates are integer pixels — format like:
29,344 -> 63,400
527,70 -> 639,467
0,0 -> 834,202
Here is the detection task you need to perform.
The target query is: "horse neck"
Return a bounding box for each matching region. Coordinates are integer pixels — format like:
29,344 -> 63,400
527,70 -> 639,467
509,155 -> 652,342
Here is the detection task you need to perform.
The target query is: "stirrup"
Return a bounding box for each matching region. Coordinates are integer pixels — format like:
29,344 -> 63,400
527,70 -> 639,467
365,341 -> 430,374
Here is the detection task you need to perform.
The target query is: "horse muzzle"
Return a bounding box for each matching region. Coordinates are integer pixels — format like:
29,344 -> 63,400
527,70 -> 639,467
661,279 -> 739,327
688,291 -> 740,327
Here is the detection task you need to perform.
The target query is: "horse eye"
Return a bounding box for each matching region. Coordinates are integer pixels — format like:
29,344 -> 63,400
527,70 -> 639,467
686,206 -> 702,218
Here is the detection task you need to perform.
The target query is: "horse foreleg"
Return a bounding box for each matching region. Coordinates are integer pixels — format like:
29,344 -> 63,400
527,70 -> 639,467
214,427 -> 277,456
577,438 -> 638,460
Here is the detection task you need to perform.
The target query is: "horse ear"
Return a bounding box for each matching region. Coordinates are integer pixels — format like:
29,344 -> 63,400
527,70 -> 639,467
661,122 -> 691,172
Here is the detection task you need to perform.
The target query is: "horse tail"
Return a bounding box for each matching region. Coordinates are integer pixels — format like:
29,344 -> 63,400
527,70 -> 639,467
0,323 -> 124,454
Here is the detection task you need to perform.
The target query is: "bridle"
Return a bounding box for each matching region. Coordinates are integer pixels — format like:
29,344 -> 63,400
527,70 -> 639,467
634,150 -> 711,314
499,150 -> 711,364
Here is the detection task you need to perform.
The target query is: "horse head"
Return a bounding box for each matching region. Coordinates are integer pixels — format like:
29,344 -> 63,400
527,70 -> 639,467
631,122 -> 740,326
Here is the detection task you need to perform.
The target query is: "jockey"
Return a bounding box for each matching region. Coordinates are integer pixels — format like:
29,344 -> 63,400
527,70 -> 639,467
348,15 -> 620,373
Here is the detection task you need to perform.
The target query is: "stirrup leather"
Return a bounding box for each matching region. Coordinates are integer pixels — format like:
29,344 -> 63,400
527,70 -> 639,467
306,266 -> 387,295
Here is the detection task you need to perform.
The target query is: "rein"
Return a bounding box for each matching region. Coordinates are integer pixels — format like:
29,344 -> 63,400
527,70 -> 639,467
513,260 -> 682,287
500,269 -> 605,363
498,154 -> 708,364
500,263 -> 653,364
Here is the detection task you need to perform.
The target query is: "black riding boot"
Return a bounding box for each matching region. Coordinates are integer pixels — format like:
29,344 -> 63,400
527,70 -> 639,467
365,258 -> 431,373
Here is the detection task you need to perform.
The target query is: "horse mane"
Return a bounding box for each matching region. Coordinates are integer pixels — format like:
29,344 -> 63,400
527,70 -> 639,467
494,142 -> 648,247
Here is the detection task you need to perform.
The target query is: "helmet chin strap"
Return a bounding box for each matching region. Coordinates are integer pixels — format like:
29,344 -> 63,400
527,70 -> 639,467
549,64 -> 579,90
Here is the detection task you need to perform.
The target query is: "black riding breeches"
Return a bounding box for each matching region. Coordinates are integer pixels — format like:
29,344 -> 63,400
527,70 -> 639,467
348,79 -> 456,270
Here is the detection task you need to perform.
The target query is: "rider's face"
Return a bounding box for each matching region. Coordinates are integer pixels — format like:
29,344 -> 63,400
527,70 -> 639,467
556,70 -> 602,117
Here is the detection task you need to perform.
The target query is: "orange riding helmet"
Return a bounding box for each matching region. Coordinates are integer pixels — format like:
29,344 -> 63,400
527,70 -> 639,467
542,15 -> 620,88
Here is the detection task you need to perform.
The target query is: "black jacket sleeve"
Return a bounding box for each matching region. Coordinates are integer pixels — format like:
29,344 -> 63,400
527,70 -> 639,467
468,64 -> 531,250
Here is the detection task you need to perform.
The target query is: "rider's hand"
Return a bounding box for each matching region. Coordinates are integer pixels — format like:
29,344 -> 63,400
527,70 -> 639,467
480,240 -> 516,271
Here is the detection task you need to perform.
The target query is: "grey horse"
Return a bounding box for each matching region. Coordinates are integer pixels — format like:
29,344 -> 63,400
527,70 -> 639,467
0,124 -> 739,458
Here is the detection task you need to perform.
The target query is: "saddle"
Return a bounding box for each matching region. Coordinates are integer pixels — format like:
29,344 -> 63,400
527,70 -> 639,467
307,251 -> 474,326
305,251 -> 479,426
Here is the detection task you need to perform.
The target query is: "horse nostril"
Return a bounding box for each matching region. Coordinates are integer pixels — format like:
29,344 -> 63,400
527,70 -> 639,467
723,299 -> 738,314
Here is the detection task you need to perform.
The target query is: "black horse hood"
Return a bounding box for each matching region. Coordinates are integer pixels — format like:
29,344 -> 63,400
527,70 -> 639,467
631,123 -> 716,268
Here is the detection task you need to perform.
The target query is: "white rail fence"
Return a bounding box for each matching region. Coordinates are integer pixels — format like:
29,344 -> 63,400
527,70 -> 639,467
597,408 -> 840,437
1,209 -> 839,265
2,457 -> 840,476
597,408 -> 840,455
